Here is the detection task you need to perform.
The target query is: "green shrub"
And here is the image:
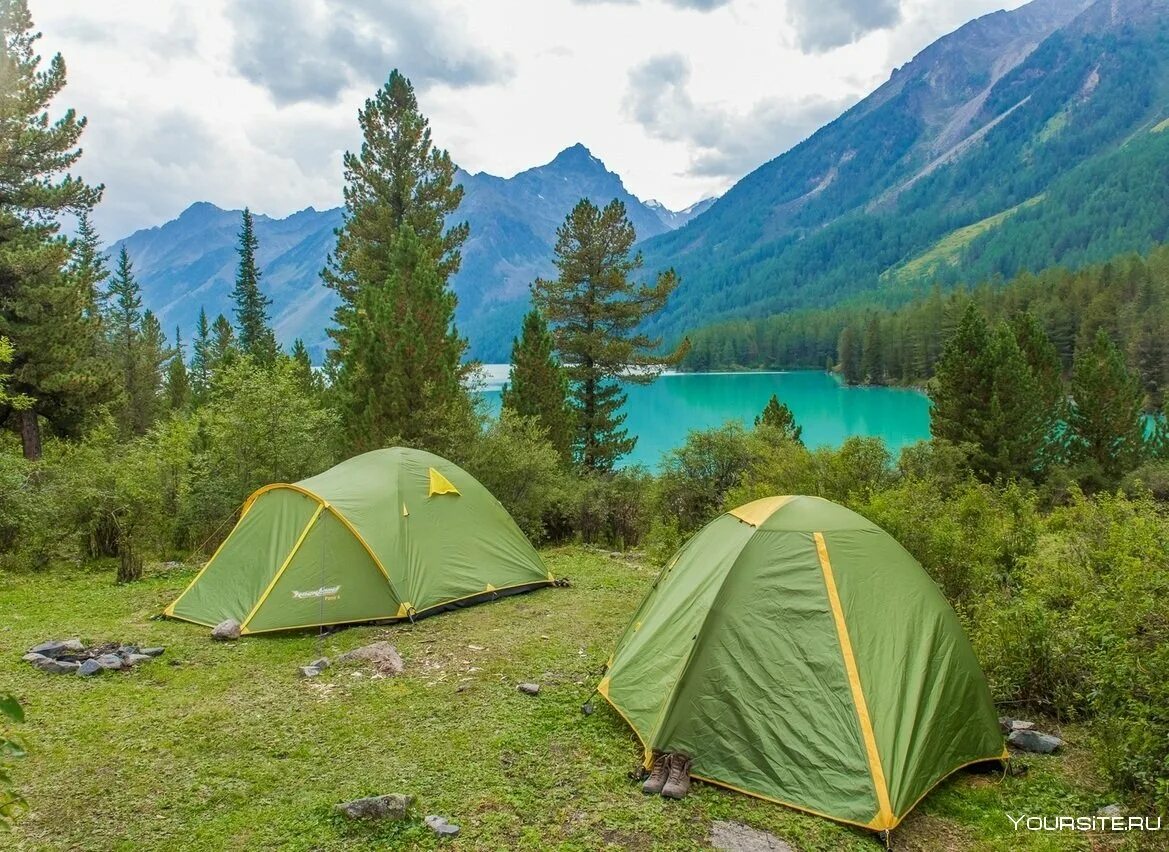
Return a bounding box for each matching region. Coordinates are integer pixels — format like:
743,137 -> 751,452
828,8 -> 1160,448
573,468 -> 652,549
0,694 -> 25,833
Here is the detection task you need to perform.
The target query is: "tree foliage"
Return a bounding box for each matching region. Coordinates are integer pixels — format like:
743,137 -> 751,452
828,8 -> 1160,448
501,308 -> 573,463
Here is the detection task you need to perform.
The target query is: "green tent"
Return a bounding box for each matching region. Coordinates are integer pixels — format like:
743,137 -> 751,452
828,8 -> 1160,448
166,448 -> 554,634
599,495 -> 1004,832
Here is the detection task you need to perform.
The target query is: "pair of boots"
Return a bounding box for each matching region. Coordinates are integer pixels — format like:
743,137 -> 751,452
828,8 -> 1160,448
642,751 -> 692,799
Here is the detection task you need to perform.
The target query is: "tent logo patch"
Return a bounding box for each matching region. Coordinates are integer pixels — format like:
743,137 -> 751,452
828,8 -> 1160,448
292,585 -> 341,600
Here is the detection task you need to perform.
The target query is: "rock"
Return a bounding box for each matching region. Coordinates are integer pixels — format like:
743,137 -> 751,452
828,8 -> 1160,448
22,652 -> 49,664
298,665 -> 322,678
1097,803 -> 1124,818
334,793 -> 413,821
425,815 -> 461,837
1008,729 -> 1062,754
709,820 -> 794,852
33,657 -> 80,674
336,642 -> 404,675
29,639 -> 84,658
117,644 -> 140,657
999,717 -> 1036,734
124,653 -> 154,666
140,647 -> 165,657
94,653 -> 124,671
517,682 -> 540,695
309,657 -> 330,669
78,659 -> 104,677
581,702 -> 594,716
211,619 -> 242,641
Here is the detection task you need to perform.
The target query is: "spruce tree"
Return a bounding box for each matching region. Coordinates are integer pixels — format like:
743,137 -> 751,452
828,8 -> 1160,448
929,303 -> 993,455
501,307 -> 573,462
71,211 -> 108,319
754,393 -> 803,445
190,307 -> 211,403
289,338 -> 321,396
1011,311 -> 1066,468
166,326 -> 190,411
837,325 -> 861,384
1068,329 -> 1147,484
105,247 -> 144,435
133,310 -> 170,431
231,208 -> 277,363
209,313 -> 237,377
982,322 -> 1049,480
324,70 -> 471,450
860,316 -> 883,384
0,335 -> 29,409
0,0 -> 106,458
532,198 -> 684,471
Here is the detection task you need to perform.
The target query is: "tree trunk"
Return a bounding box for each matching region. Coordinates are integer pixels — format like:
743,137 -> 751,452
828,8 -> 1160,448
117,533 -> 143,584
19,409 -> 42,460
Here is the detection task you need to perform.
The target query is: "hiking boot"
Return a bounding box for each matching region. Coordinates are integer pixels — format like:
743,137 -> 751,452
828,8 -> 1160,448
641,751 -> 669,795
661,752 -> 692,799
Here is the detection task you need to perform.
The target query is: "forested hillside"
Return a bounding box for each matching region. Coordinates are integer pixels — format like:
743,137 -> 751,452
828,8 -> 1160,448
643,0 -> 1169,341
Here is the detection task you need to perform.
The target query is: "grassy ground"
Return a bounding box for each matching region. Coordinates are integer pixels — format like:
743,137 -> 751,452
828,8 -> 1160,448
0,548 -> 1150,851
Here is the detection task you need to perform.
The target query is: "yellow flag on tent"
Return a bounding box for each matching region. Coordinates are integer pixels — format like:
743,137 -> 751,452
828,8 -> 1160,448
428,467 -> 460,496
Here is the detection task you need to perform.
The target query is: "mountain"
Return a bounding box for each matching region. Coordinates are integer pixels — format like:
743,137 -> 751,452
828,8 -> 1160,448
110,144 -> 698,362
644,197 -> 717,230
640,0 -> 1169,341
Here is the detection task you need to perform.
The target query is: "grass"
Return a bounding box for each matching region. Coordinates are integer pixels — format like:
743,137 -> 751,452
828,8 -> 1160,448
884,196 -> 1045,286
0,548 -> 1150,851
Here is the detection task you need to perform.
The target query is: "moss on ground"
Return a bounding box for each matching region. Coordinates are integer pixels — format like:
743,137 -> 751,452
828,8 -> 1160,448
0,548 -> 1152,850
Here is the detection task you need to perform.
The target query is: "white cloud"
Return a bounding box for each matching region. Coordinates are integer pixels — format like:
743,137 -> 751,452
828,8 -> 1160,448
787,0 -> 903,53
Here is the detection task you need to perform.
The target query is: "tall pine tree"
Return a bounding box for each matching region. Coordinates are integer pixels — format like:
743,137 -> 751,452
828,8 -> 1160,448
209,313 -> 237,377
532,198 -> 683,471
1068,329 -> 1147,484
324,70 -> 470,450
166,326 -> 190,411
105,247 -> 145,436
501,307 -> 573,462
754,394 -> 803,445
837,325 -> 861,384
190,307 -> 211,403
0,0 -> 107,458
231,208 -> 277,363
929,303 -> 993,455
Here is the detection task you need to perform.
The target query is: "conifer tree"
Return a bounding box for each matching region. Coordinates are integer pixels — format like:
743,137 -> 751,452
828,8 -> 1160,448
837,325 -> 861,384
324,70 -> 471,450
166,326 -> 190,411
860,316 -> 883,384
105,247 -> 144,435
1011,311 -> 1066,468
754,393 -> 803,445
0,336 -> 29,410
209,314 -> 237,377
133,310 -> 170,431
231,208 -> 277,363
930,303 -> 992,455
1068,329 -> 1147,484
983,322 -> 1049,480
501,307 -> 573,462
0,0 -> 106,458
190,307 -> 211,403
71,211 -> 107,319
532,198 -> 684,471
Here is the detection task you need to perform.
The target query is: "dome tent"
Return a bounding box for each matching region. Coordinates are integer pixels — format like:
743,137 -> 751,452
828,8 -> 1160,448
165,448 -> 554,635
598,495 -> 1004,832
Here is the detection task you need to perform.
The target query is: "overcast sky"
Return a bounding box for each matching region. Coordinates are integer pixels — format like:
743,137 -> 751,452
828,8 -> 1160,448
33,0 -> 1031,241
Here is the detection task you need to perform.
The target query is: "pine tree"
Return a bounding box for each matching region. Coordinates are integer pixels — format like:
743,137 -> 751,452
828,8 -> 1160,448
837,325 -> 861,384
190,307 -> 211,403
0,0 -> 106,458
1011,311 -> 1066,469
501,307 -> 573,462
0,335 -> 30,409
71,211 -> 107,319
324,70 -> 471,450
289,338 -> 320,396
231,208 -> 277,363
982,322 -> 1049,480
105,247 -> 143,435
532,198 -> 684,471
133,310 -> 170,431
166,326 -> 190,411
209,313 -> 237,377
860,316 -> 883,384
929,303 -> 993,462
754,393 -> 803,445
1068,329 -> 1147,484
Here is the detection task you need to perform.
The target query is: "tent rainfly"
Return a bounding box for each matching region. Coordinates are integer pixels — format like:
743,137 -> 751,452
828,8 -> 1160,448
165,448 -> 554,634
599,495 -> 1005,833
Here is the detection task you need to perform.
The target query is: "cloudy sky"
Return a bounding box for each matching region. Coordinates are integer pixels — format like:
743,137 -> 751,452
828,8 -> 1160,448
34,0 -> 1031,240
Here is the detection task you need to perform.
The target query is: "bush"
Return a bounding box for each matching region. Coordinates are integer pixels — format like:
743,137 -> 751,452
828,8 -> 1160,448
573,468 -> 653,549
656,423 -> 758,535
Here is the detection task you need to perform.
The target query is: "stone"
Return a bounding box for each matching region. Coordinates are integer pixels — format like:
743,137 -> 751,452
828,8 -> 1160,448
29,639 -> 84,658
1008,729 -> 1062,754
78,659 -> 103,677
211,619 -> 241,641
517,682 -> 540,695
33,657 -> 80,674
336,642 -> 404,675
124,653 -> 154,666
22,652 -> 49,664
425,815 -> 461,837
140,647 -> 165,657
298,665 -> 322,678
94,654 -> 124,671
999,717 -> 1036,734
581,702 -> 594,716
709,820 -> 794,852
117,645 -> 140,657
1097,803 -> 1123,817
334,793 -> 413,821
309,657 -> 330,669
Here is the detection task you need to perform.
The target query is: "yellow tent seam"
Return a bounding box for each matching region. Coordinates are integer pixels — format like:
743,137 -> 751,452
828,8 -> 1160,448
597,677 -> 654,770
815,531 -> 895,831
165,499 -> 253,617
728,495 -> 794,527
239,504 -> 323,632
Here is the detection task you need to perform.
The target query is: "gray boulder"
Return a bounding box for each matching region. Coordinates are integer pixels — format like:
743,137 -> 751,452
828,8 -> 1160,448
78,659 -> 104,677
117,645 -> 140,657
425,815 -> 461,837
309,657 -> 330,669
34,657 -> 80,674
1008,729 -> 1062,754
140,647 -> 165,657
517,682 -> 540,695
22,652 -> 49,664
123,653 -> 154,666
334,793 -> 414,821
336,642 -> 404,675
211,619 -> 241,641
709,820 -> 794,852
999,717 -> 1036,734
94,654 -> 124,671
298,665 -> 323,678
29,639 -> 84,658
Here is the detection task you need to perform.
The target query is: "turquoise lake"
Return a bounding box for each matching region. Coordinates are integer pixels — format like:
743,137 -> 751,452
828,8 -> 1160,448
478,367 -> 931,469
